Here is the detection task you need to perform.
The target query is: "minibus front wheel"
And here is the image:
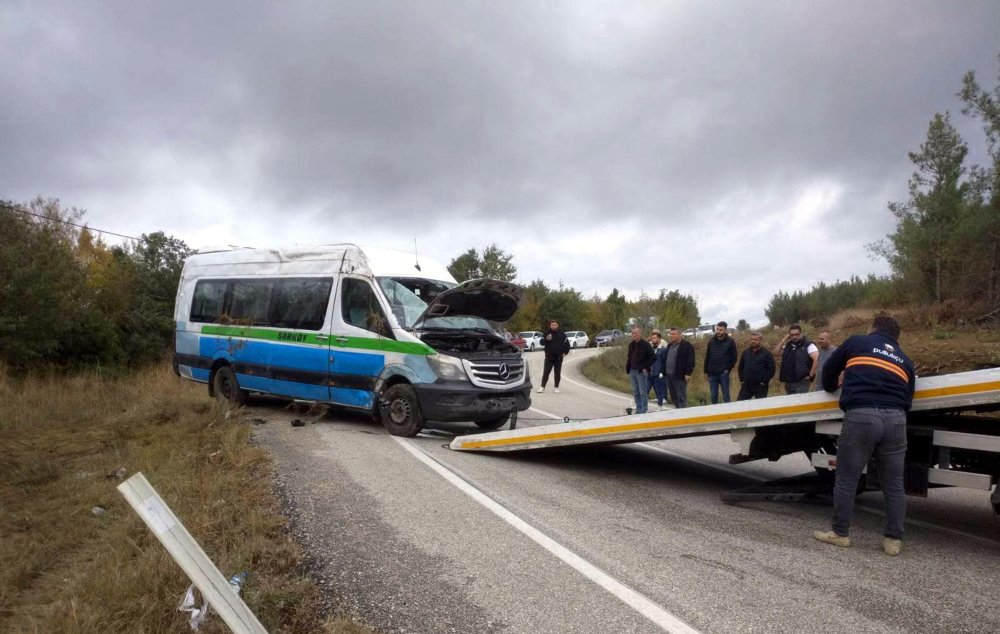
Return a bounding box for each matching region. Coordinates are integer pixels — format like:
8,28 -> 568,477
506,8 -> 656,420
381,384 -> 424,437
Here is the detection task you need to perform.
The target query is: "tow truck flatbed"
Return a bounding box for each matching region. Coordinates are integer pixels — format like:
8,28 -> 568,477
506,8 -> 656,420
451,368 -> 1000,453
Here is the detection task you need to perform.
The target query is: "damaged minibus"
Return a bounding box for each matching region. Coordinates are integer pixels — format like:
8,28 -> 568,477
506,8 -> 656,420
172,244 -> 531,436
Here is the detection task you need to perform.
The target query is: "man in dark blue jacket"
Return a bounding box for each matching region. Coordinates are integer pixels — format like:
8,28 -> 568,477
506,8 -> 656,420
814,313 -> 916,556
703,321 -> 737,404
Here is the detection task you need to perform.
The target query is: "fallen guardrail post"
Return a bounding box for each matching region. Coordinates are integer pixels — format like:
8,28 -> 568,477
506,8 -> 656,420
118,472 -> 268,634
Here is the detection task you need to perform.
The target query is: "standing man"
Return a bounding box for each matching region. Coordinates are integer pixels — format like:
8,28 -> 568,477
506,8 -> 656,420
662,327 -> 695,408
814,313 -> 915,556
773,324 -> 819,394
625,326 -> 656,414
811,331 -> 838,392
649,329 -> 668,410
704,321 -> 737,404
737,333 -> 776,400
538,319 -> 570,393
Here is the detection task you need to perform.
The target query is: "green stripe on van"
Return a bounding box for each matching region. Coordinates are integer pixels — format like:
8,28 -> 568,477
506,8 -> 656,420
200,325 -> 435,355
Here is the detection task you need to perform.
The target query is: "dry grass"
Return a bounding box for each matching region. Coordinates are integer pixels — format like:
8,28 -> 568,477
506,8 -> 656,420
0,364 -> 368,634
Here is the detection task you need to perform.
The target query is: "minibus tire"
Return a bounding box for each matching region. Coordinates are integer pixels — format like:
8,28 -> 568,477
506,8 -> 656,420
213,366 -> 247,407
381,384 -> 424,437
474,415 -> 510,430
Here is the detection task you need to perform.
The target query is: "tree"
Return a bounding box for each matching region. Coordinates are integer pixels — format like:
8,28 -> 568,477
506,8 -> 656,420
538,287 -> 586,330
447,248 -> 480,283
871,113 -> 971,302
604,288 -> 628,331
480,244 -> 517,281
959,57 -> 1000,306
446,244 -> 517,283
509,279 -> 549,332
0,199 -> 86,366
120,232 -> 194,365
737,319 -> 750,332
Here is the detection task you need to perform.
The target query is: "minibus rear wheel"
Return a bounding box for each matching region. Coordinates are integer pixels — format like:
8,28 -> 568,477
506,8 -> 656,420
213,366 -> 248,407
381,384 -> 424,437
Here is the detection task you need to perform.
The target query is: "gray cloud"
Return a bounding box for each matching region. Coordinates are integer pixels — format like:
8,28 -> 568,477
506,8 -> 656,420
2,1 -> 998,324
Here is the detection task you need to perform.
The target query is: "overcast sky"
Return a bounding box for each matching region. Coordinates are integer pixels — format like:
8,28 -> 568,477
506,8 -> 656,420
2,1 -> 998,325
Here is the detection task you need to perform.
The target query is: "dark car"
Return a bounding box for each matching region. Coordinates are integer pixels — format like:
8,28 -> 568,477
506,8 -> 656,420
594,329 -> 625,347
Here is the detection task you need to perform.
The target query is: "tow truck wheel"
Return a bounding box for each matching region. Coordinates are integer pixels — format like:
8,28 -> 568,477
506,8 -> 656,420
381,384 -> 424,437
213,366 -> 247,408
474,414 -> 510,430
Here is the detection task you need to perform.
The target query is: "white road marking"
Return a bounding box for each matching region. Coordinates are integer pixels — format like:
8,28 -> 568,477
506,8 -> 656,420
393,436 -> 702,634
560,375 -> 634,402
528,405 -> 564,420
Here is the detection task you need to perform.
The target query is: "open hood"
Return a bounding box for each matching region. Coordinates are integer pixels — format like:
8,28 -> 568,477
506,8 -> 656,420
415,278 -> 522,325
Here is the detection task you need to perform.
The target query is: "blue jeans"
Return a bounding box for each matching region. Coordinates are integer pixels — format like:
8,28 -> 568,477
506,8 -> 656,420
707,371 -> 731,404
650,374 -> 666,406
629,370 -> 650,414
831,408 -> 908,539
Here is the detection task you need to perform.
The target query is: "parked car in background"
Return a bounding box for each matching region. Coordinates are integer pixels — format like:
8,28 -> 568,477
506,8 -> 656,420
594,329 -> 625,347
565,330 -> 589,348
519,331 -> 545,351
698,324 -> 716,338
681,327 -> 696,338
510,333 -> 526,349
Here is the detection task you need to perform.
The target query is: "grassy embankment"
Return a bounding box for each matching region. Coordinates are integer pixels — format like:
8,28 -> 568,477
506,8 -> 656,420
581,307 -> 1000,403
0,363 -> 368,634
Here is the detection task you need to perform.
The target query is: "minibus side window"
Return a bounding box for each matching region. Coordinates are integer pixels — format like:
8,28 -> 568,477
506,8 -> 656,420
342,278 -> 393,338
230,280 -> 273,325
191,280 -> 227,323
272,278 -> 332,331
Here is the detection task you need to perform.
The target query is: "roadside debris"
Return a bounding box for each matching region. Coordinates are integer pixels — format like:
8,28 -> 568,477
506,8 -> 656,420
91,505 -> 107,517
178,584 -> 210,630
106,466 -> 128,480
290,418 -> 305,427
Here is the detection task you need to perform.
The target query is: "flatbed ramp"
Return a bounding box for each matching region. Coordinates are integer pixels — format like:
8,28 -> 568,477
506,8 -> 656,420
450,368 -> 1000,452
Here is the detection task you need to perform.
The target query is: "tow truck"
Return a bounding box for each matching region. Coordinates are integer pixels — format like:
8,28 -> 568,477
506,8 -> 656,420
450,368 -> 1000,513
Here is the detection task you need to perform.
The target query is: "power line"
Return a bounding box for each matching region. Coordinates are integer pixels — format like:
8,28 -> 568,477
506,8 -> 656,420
1,201 -> 145,243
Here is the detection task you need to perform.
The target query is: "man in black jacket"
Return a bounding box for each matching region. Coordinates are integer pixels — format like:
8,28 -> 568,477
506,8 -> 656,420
662,327 -> 695,408
773,324 -> 819,394
538,319 -> 570,393
737,333 -> 775,400
814,313 -> 915,556
625,326 -> 656,414
703,321 -> 737,404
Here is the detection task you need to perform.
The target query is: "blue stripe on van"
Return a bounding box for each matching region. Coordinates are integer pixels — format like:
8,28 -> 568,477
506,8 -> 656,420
331,387 -> 374,409
237,374 -> 331,402
199,337 -> 329,374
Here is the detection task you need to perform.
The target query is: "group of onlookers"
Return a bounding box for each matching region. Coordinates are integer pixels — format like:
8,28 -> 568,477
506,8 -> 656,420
625,321 -> 839,413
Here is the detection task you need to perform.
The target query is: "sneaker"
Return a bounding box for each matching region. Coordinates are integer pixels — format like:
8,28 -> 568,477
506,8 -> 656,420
553,388 -> 560,393
882,537 -> 902,556
813,530 -> 850,548
537,387 -> 545,393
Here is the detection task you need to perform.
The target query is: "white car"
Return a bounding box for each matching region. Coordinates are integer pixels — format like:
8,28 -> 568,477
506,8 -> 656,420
519,331 -> 545,351
565,330 -> 589,348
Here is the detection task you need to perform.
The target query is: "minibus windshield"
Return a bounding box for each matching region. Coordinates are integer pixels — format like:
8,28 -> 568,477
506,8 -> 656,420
377,277 -> 496,332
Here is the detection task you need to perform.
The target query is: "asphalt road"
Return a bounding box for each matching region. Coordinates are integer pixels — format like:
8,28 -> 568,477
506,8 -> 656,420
253,347 -> 1000,633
